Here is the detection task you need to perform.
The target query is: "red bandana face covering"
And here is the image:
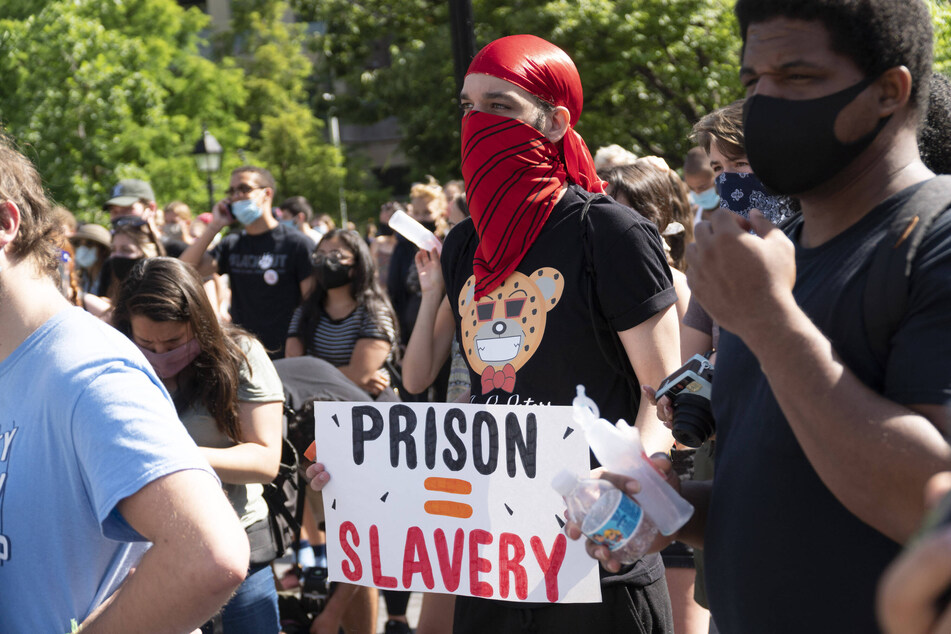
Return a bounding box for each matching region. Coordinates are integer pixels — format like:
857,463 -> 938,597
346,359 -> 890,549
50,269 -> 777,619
462,34 -> 605,300
461,110 -> 567,299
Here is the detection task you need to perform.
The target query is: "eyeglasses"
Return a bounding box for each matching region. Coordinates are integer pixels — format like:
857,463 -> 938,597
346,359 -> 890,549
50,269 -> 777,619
111,216 -> 148,232
226,184 -> 266,197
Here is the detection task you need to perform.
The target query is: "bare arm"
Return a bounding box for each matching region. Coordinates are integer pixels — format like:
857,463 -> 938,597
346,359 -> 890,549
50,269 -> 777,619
339,338 -> 392,392
403,248 -> 454,394
80,470 -> 249,633
285,336 -> 304,358
299,276 -> 315,303
180,202 -> 229,274
688,209 -> 951,542
617,303 -> 682,455
202,399 -> 283,484
680,324 -> 713,365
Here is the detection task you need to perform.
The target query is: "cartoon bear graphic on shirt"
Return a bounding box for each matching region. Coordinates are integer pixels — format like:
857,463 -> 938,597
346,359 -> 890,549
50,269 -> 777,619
457,268 -> 564,394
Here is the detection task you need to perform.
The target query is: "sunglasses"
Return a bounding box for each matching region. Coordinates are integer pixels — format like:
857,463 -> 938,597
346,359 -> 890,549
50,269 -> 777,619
226,184 -> 267,197
111,216 -> 148,231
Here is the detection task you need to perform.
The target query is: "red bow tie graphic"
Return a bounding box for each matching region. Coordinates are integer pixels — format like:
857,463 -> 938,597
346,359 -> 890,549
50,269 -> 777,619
481,363 -> 517,393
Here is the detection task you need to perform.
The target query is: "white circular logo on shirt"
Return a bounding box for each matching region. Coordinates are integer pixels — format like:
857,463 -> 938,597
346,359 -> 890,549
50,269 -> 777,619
259,254 -> 274,269
263,269 -> 279,285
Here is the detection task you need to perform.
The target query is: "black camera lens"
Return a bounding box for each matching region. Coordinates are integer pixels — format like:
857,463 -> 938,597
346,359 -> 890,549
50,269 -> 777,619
671,393 -> 716,448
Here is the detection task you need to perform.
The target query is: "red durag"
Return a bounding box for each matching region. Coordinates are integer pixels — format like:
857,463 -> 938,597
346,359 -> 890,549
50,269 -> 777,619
462,34 -> 605,299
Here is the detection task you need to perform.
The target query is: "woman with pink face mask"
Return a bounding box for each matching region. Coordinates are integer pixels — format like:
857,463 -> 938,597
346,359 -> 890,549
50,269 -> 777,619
112,256 -> 285,634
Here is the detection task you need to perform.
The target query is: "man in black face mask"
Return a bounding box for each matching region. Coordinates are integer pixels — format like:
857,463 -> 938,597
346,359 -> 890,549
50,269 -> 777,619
594,1 -> 951,632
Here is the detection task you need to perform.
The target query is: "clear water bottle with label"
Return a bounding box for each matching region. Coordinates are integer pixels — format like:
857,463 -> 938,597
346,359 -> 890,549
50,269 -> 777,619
572,385 -> 694,536
552,469 -> 658,565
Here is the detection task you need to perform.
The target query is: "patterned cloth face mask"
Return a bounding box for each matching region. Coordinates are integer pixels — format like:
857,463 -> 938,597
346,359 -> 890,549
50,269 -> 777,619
715,171 -> 796,225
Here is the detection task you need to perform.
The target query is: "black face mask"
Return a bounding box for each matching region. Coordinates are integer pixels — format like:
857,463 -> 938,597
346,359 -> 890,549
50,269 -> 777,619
376,224 -> 394,237
419,220 -> 438,233
313,255 -> 353,290
109,256 -> 141,282
743,75 -> 891,196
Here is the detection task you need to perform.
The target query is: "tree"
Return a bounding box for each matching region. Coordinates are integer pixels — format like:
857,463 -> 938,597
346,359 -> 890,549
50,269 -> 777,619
215,0 -> 347,221
930,0 -> 951,74
0,0 -> 248,220
292,0 -> 742,181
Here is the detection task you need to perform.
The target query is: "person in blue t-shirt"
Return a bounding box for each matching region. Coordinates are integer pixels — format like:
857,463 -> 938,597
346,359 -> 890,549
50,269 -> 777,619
0,134 -> 250,632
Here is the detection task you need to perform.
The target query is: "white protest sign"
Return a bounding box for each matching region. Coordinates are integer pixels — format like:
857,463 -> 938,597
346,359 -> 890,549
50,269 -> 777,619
315,401 -> 601,603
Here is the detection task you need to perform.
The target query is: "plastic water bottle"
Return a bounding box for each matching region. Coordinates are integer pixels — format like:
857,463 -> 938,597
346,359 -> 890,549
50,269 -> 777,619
387,209 -> 442,253
572,385 -> 694,536
551,469 -> 658,564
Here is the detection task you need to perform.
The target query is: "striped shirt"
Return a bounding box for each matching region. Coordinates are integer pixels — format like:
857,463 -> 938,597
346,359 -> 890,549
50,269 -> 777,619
287,304 -> 395,368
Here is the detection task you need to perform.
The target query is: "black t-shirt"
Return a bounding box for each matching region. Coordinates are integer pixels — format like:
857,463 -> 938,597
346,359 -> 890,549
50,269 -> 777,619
387,234 -> 422,346
213,224 -> 315,359
705,181 -> 951,633
442,185 -> 675,601
442,185 -> 676,423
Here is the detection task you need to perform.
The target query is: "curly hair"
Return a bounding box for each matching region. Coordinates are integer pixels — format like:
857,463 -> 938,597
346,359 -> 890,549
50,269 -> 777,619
735,0 -> 933,110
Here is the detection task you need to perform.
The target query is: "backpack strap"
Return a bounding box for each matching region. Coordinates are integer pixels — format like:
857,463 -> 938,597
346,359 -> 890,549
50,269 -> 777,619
864,175 -> 951,365
579,192 -> 641,415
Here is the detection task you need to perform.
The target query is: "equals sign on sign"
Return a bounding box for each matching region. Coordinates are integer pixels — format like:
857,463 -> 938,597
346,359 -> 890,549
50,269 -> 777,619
423,477 -> 473,519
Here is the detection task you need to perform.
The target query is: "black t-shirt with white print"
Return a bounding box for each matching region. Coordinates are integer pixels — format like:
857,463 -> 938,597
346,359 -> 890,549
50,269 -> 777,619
442,184 -> 676,423
213,223 -> 315,359
442,184 -> 676,603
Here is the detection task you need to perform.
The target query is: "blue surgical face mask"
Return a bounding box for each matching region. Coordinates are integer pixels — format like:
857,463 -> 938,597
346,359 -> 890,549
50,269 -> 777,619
231,198 -> 264,226
689,186 -> 719,210
281,219 -> 297,229
74,245 -> 99,268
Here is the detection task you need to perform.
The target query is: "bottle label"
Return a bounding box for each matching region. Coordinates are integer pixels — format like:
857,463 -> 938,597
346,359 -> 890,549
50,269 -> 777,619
586,494 -> 643,552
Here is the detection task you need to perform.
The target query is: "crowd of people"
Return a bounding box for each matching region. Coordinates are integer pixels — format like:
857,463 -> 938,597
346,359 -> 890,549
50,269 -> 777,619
3,0 -> 951,632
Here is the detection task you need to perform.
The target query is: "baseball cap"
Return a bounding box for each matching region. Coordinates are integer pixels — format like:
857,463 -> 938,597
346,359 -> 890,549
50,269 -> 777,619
104,179 -> 155,209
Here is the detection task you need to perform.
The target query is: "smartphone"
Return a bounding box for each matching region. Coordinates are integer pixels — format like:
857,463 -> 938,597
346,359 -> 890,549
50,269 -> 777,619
223,201 -> 234,219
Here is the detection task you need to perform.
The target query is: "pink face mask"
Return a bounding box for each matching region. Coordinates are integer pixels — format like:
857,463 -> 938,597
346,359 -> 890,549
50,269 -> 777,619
137,338 -> 201,378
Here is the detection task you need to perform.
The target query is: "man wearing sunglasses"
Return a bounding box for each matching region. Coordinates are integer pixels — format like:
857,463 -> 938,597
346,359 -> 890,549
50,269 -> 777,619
181,166 -> 315,359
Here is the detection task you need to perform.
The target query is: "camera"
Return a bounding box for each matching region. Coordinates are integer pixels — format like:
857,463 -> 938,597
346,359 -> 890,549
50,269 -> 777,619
299,566 -> 331,616
654,353 -> 715,448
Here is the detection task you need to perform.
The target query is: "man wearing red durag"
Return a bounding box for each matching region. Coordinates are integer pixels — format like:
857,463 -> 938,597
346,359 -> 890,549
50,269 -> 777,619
440,34 -> 681,633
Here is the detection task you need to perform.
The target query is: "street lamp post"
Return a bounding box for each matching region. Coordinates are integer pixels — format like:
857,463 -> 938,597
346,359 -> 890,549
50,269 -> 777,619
192,129 -> 223,212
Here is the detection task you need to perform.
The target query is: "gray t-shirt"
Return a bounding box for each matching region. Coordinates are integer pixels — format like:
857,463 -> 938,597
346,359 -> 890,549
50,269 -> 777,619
178,336 -> 284,527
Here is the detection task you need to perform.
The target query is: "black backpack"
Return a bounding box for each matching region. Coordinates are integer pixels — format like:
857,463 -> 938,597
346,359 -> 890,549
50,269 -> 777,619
261,436 -> 305,556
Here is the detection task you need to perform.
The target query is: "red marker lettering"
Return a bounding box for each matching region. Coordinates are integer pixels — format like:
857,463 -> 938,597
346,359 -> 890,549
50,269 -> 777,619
434,528 -> 465,592
498,532 -> 528,600
402,526 -> 435,589
468,529 -> 494,598
531,534 -> 567,602
370,524 -> 398,588
339,521 -> 362,582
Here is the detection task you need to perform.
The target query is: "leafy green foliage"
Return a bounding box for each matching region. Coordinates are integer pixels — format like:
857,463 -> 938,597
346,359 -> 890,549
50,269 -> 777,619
0,0 -> 248,220
930,0 -> 951,75
293,0 -> 742,178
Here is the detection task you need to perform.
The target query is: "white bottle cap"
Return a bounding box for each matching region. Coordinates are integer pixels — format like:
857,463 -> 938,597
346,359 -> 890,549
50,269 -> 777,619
551,469 -> 580,497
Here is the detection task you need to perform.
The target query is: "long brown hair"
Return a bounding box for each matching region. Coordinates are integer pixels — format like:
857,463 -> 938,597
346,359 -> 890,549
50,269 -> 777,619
604,157 -> 694,271
298,228 -> 399,354
112,257 -> 250,442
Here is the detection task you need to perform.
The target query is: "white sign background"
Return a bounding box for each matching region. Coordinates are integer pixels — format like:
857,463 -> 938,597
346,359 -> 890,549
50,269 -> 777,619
315,401 -> 601,603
